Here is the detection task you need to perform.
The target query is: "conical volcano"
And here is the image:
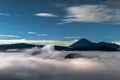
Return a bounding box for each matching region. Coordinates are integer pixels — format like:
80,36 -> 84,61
70,38 -> 96,48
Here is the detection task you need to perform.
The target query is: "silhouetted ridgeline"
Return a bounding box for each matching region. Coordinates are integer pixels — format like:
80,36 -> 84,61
70,39 -> 120,51
0,43 -> 70,51
0,39 -> 120,51
0,43 -> 43,51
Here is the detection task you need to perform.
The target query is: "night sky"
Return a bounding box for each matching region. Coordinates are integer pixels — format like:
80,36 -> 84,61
0,0 -> 120,45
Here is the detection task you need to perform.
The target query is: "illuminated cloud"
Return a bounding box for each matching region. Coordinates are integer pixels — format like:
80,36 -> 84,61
37,34 -> 48,36
59,5 -> 120,24
64,36 -> 81,39
0,13 -> 10,16
27,32 -> 36,34
34,13 -> 58,17
112,41 -> 120,45
27,32 -> 48,37
0,34 -> 20,38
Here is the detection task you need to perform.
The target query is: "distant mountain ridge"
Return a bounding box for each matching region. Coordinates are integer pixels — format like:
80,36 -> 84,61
70,38 -> 120,51
0,43 -> 43,51
0,38 -> 120,51
0,43 -> 70,51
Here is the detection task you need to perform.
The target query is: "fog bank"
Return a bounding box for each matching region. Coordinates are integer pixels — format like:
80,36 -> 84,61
0,45 -> 120,80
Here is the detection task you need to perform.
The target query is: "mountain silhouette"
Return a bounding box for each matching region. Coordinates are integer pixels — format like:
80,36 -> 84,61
70,38 -> 119,51
0,43 -> 70,51
70,38 -> 96,48
0,43 -> 43,51
98,42 -> 120,49
0,39 -> 119,51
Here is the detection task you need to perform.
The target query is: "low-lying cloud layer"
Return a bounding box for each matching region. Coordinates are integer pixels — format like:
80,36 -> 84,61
0,45 -> 120,80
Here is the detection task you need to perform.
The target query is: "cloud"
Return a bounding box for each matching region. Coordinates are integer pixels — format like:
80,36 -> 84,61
107,0 -> 120,5
0,39 -> 77,46
27,32 -> 48,37
64,36 -> 81,39
0,13 -> 10,16
0,46 -> 120,80
34,13 -> 58,17
0,34 -> 20,38
53,3 -> 66,7
27,32 -> 36,34
59,5 -> 120,24
37,34 -> 48,36
112,41 -> 120,45
107,36 -> 112,38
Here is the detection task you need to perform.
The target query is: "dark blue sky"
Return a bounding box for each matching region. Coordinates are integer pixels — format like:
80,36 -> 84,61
0,0 -> 120,45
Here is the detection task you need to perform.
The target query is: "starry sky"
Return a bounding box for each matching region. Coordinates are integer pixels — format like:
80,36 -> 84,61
0,0 -> 120,45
